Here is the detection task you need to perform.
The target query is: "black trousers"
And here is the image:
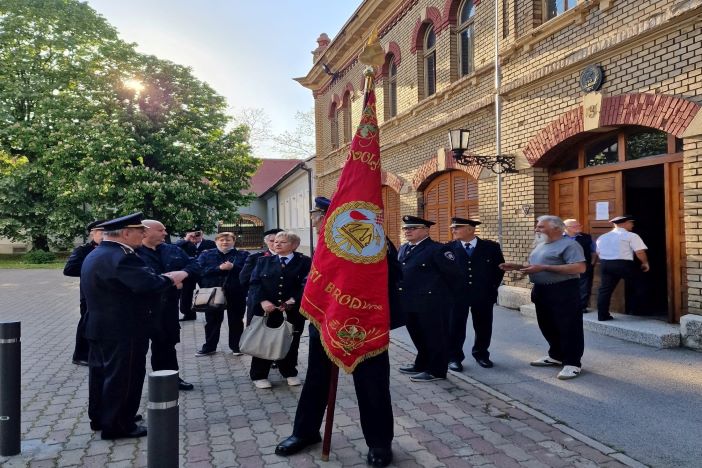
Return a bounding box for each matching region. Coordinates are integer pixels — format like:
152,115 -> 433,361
180,278 -> 196,319
88,336 -> 149,434
292,326 -> 393,449
201,296 -> 245,352
150,339 -> 178,372
73,299 -> 90,362
597,260 -> 641,318
249,315 -> 305,380
404,297 -> 450,378
448,303 -> 493,362
579,266 -> 594,312
531,279 -> 583,368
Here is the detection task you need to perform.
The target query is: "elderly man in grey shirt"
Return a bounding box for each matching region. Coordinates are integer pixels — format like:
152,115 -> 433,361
501,215 -> 586,380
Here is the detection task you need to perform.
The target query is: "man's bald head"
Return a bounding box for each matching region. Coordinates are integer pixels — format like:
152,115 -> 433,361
142,219 -> 167,247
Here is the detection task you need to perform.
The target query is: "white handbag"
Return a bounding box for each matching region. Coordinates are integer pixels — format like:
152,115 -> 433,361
239,312 -> 294,361
191,287 -> 227,313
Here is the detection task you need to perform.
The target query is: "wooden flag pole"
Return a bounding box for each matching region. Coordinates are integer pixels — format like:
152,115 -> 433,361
320,30 -> 384,464
320,365 -> 340,461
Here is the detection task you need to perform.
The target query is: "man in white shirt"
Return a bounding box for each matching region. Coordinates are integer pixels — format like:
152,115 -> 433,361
595,215 -> 650,321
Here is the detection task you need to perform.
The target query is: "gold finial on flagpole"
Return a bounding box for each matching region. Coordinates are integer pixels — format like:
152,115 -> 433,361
359,30 -> 384,102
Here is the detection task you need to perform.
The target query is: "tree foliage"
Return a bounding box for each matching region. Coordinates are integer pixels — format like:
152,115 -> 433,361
0,0 -> 258,249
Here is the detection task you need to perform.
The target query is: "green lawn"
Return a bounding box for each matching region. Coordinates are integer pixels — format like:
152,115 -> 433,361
0,254 -> 68,269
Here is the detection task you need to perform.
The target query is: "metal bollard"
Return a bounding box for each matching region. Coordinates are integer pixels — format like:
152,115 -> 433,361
0,321 -> 21,456
147,370 -> 179,468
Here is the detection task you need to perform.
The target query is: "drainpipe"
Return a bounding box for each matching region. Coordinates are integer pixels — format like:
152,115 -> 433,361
300,163 -> 315,256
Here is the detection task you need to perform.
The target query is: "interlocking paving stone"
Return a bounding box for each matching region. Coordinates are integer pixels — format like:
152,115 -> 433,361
0,270 -> 640,467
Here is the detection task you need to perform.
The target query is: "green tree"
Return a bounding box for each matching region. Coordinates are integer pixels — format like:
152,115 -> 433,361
0,0 -> 258,249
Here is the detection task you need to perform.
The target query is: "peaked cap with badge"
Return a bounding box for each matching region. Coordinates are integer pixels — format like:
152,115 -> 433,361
449,217 -> 481,227
97,212 -> 147,231
402,215 -> 435,227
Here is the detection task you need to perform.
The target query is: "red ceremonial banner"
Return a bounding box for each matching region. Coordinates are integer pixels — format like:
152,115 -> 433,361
300,88 -> 389,373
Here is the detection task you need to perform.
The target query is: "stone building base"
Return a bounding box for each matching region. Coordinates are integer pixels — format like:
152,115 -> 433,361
680,314 -> 702,351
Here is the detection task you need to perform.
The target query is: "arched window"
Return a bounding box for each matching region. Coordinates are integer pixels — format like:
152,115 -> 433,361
384,54 -> 398,119
342,91 -> 353,143
423,26 -> 437,97
382,185 -> 401,247
330,102 -> 339,149
458,0 -> 475,78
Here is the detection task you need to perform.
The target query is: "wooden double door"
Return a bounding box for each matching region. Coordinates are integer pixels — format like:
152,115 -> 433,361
551,159 -> 685,322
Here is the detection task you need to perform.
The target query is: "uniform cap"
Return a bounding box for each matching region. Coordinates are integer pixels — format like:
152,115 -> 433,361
310,196 -> 331,213
97,212 -> 147,231
450,217 -> 481,227
86,219 -> 107,232
402,215 -> 435,227
263,228 -> 284,236
609,215 -> 634,224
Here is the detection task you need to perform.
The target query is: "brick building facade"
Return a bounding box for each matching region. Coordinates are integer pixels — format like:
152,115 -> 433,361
295,0 -> 702,345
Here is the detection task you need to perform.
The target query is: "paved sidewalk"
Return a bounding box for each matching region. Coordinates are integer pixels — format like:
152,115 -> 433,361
0,270 -> 642,467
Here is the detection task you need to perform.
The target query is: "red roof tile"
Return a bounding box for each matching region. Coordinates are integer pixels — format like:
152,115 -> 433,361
247,158 -> 303,195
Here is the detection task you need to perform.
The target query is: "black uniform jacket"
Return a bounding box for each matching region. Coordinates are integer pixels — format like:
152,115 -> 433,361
397,238 -> 461,308
446,238 -> 505,307
81,241 -> 173,341
248,252 -> 312,326
239,250 -> 274,291
386,238 -> 405,330
136,243 -> 202,342
176,238 -> 217,258
197,248 -> 249,297
63,241 -> 97,277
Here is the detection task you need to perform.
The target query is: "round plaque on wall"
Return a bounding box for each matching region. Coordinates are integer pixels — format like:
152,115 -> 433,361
579,65 -> 605,93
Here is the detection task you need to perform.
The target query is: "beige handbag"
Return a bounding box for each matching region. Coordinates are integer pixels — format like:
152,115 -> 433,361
239,312 -> 294,361
191,287 -> 227,313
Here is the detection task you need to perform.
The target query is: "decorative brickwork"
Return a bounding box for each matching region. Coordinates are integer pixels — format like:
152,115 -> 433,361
381,170 -> 404,193
522,107 -> 583,166
600,94 -> 701,137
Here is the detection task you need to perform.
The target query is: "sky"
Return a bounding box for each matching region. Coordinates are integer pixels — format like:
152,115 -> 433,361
84,1 -> 360,135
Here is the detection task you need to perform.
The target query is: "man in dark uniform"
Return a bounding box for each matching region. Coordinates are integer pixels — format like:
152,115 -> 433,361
239,227 -> 284,323
446,217 -> 504,371
275,197 -> 401,467
63,219 -> 105,366
176,229 -> 216,320
137,219 -> 201,391
82,213 -> 188,439
397,215 -> 461,382
563,219 -> 598,314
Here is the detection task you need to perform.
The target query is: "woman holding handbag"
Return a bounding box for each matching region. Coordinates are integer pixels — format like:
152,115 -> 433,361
247,231 -> 311,389
194,232 -> 249,356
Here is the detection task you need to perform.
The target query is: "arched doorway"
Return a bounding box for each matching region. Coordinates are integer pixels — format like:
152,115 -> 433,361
422,170 -> 479,243
547,126 -> 685,322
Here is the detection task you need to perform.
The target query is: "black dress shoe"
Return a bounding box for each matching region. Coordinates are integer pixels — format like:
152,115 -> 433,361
101,424 -> 147,440
475,358 -> 494,368
448,361 -> 463,372
274,434 -> 322,456
367,447 -> 393,467
599,315 -> 614,321
91,414 -> 143,431
398,365 -> 421,375
178,378 -> 194,391
72,359 -> 89,366
410,372 -> 445,382
179,315 -> 196,321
